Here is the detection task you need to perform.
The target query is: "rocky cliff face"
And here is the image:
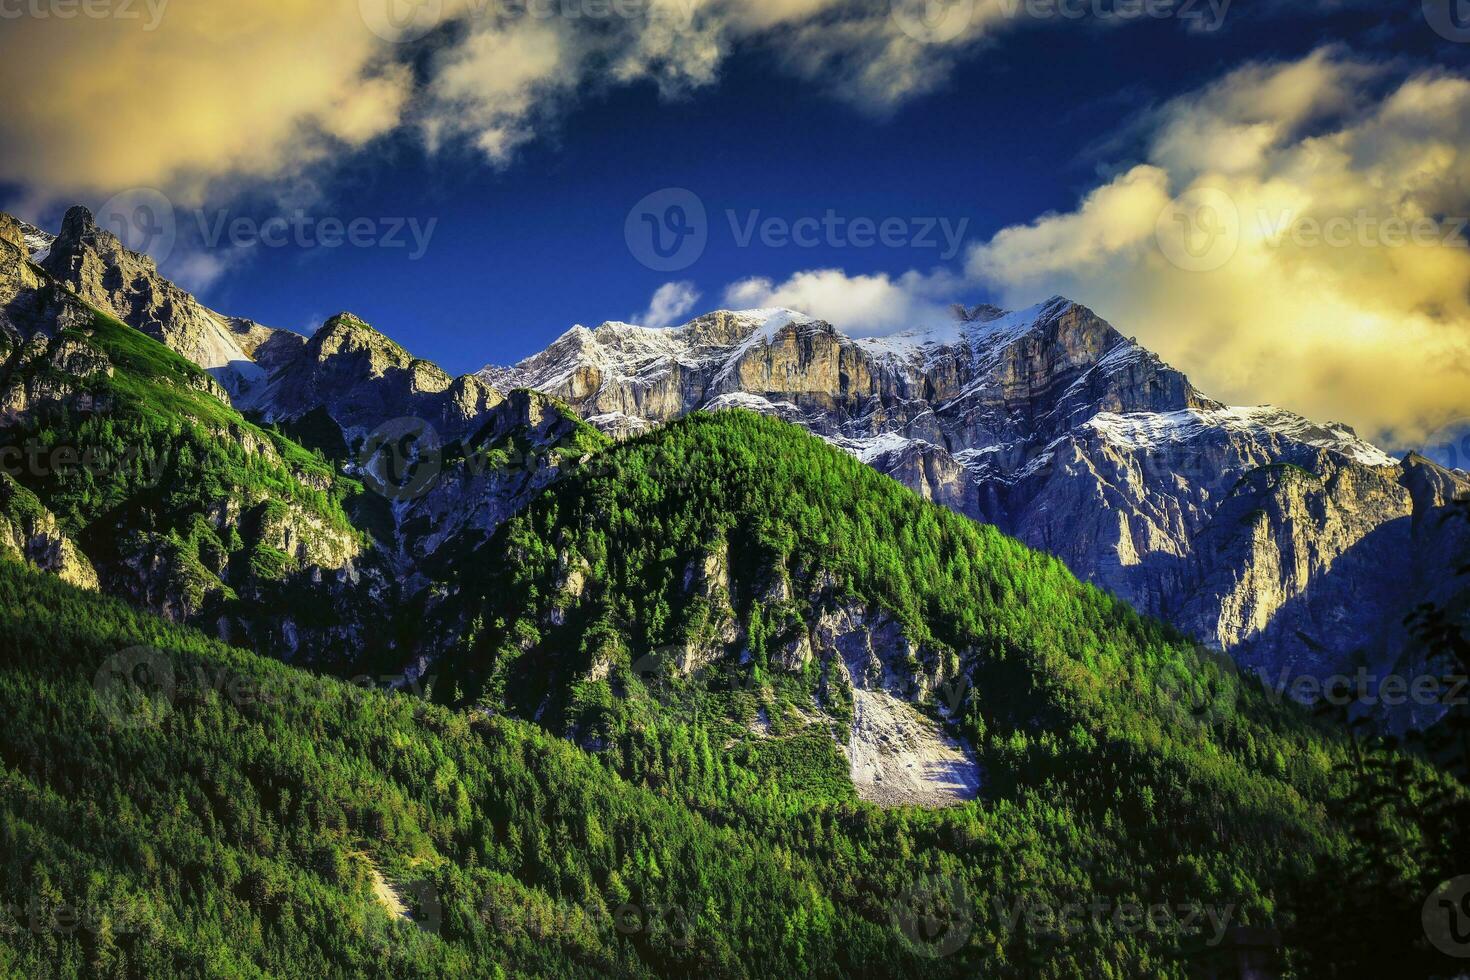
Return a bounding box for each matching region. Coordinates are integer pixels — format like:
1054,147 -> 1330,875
247,311 -> 504,444
0,472 -> 99,590
0,208 -> 614,677
0,211 -> 387,669
39,206 -> 278,398
483,299 -> 1468,695
8,204 -> 1464,709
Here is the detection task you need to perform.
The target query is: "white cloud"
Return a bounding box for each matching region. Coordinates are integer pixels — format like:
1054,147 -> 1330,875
636,281 -> 703,326
722,267 -> 958,332
705,50 -> 1470,445
0,0 -> 1198,203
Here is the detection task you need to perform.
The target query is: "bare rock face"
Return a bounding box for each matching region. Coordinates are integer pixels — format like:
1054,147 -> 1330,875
253,311 -> 504,444
0,217 -> 91,354
0,473 -> 99,590
393,388 -> 607,574
485,299 -> 1466,696
40,206 -> 274,399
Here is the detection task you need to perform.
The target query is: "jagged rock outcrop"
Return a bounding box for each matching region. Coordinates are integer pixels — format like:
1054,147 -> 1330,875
0,214 -> 92,354
484,299 -> 1466,694
391,388 -> 608,573
249,311 -> 504,443
39,206 -> 277,398
0,473 -> 99,589
0,209 -> 619,681
0,212 -> 390,670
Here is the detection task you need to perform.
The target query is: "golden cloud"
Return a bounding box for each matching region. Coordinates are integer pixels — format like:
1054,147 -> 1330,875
967,49 -> 1470,446
0,0 -> 413,204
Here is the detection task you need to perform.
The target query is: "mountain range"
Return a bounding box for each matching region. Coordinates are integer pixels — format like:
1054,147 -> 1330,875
0,205 -> 1466,976
17,204 -> 1459,713
479,299 -> 1470,705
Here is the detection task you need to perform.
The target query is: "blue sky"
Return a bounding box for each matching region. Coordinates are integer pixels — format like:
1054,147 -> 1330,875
10,2 -> 1438,372
3,0 -> 1468,447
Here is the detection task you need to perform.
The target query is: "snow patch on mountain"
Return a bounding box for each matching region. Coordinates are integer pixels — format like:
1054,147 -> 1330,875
851,296 -> 1068,369
482,308 -> 816,398
829,431 -> 929,464
18,220 -> 53,264
1086,407 -> 1399,468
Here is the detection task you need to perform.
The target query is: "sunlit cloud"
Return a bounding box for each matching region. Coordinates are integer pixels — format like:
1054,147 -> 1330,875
635,281 -> 702,327
966,48 -> 1470,445
708,50 -> 1470,446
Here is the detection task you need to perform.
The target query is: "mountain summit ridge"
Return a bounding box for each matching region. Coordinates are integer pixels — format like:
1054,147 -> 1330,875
478,294 -> 1465,701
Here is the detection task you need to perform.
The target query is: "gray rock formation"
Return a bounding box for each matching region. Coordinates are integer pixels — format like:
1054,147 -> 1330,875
0,472 -> 99,589
40,206 -> 277,398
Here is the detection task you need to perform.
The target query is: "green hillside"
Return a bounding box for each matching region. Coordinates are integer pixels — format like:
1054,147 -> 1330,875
0,559 -> 871,977
0,396 -> 1463,975
438,409 -> 1468,975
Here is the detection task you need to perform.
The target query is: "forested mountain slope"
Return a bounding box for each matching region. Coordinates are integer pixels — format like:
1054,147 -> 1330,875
1,547 -> 1464,977
483,302 -> 1470,702
433,410 -> 1468,975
